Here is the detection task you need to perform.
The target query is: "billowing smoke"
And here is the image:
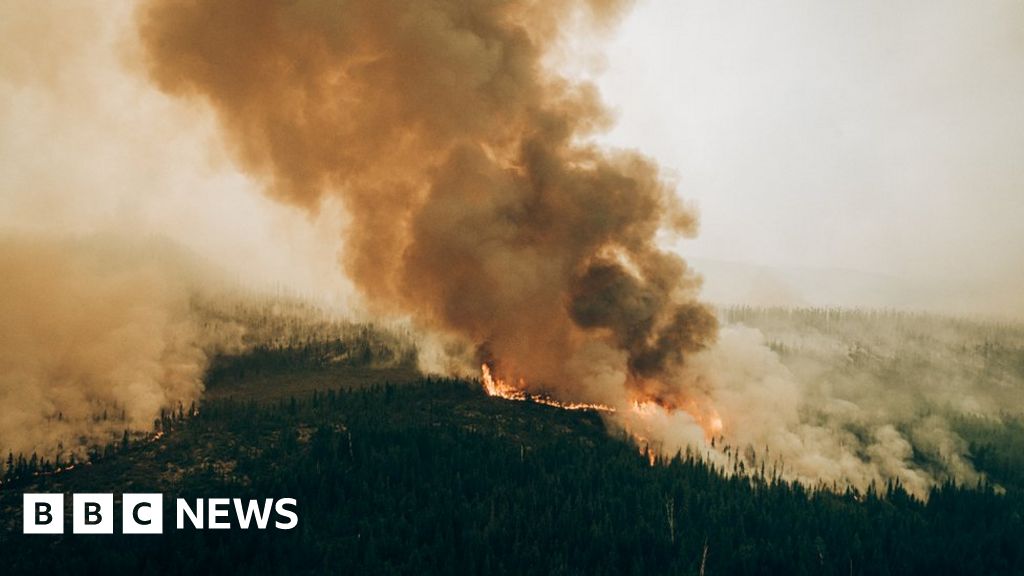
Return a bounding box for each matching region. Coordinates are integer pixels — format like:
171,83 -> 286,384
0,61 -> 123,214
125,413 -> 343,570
621,313 -> 1024,497
136,0 -> 717,404
0,236 -> 214,458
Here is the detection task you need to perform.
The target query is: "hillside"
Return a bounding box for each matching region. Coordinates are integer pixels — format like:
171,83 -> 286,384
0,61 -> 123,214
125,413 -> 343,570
1,340 -> 1023,575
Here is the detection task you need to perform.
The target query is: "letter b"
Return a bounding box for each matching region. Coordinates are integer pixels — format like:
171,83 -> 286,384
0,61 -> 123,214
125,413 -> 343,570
73,494 -> 113,534
23,494 -> 63,534
85,502 -> 102,525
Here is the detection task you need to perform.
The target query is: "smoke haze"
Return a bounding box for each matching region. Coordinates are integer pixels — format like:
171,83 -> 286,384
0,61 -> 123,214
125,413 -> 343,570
0,236 -> 207,457
598,0 -> 1024,319
0,1 -> 354,304
0,1 -> 353,458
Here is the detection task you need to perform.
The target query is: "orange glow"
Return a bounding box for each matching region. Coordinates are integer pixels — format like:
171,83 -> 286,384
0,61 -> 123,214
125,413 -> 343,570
709,413 -> 724,435
480,364 -> 614,412
629,398 -> 724,441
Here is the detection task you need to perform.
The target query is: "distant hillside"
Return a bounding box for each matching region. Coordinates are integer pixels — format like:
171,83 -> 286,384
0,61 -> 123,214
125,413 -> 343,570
693,258 -> 1022,320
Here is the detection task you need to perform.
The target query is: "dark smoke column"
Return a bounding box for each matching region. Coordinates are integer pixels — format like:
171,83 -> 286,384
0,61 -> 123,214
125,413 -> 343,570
137,0 -> 716,404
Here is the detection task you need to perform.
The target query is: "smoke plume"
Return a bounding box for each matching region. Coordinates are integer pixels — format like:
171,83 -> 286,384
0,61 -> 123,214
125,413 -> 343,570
136,0 -> 717,404
0,236 -> 212,458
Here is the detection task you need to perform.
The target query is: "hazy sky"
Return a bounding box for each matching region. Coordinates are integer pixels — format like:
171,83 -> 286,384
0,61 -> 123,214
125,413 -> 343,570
1,0 -> 1021,317
597,0 -> 1024,314
0,2 -> 355,305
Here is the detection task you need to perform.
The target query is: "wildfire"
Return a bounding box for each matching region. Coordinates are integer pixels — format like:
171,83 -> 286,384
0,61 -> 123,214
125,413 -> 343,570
709,413 -> 724,435
686,400 -> 724,439
629,398 -> 723,441
480,364 -> 614,412
480,364 -> 726,465
481,363 -> 527,401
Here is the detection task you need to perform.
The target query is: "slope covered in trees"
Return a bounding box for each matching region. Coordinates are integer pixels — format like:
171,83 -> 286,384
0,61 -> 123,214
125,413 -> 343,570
2,307 -> 1023,574
1,375 -> 1022,574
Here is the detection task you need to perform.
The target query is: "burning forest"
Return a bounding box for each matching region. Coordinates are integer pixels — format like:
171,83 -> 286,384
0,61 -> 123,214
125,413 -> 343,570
131,0 -> 1024,498
0,0 -> 1022,498
132,0 -> 736,475
2,1 -> 1024,572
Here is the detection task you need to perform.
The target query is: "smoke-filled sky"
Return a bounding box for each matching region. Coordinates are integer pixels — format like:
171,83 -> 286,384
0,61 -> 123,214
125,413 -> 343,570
596,0 -> 1024,317
2,0 -> 1021,318
0,1 -> 354,305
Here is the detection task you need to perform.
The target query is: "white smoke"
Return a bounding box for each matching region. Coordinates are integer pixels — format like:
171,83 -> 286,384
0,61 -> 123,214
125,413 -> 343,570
617,311 -> 1024,497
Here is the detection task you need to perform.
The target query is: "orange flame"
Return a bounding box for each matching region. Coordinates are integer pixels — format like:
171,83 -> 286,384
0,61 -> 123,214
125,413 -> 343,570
480,364 -> 614,412
481,363 -> 525,400
480,363 -> 725,465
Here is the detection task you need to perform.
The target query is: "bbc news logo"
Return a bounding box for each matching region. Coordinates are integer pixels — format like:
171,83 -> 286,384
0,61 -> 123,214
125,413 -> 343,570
23,494 -> 298,534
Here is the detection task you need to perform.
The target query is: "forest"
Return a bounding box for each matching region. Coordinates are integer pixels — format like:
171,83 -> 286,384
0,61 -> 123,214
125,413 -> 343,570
1,305 -> 1023,575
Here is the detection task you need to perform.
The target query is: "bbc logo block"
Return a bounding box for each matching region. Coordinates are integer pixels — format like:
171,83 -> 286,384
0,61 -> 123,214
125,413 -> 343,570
123,494 -> 163,534
23,494 -> 64,534
24,493 -> 164,534
72,493 -> 114,534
